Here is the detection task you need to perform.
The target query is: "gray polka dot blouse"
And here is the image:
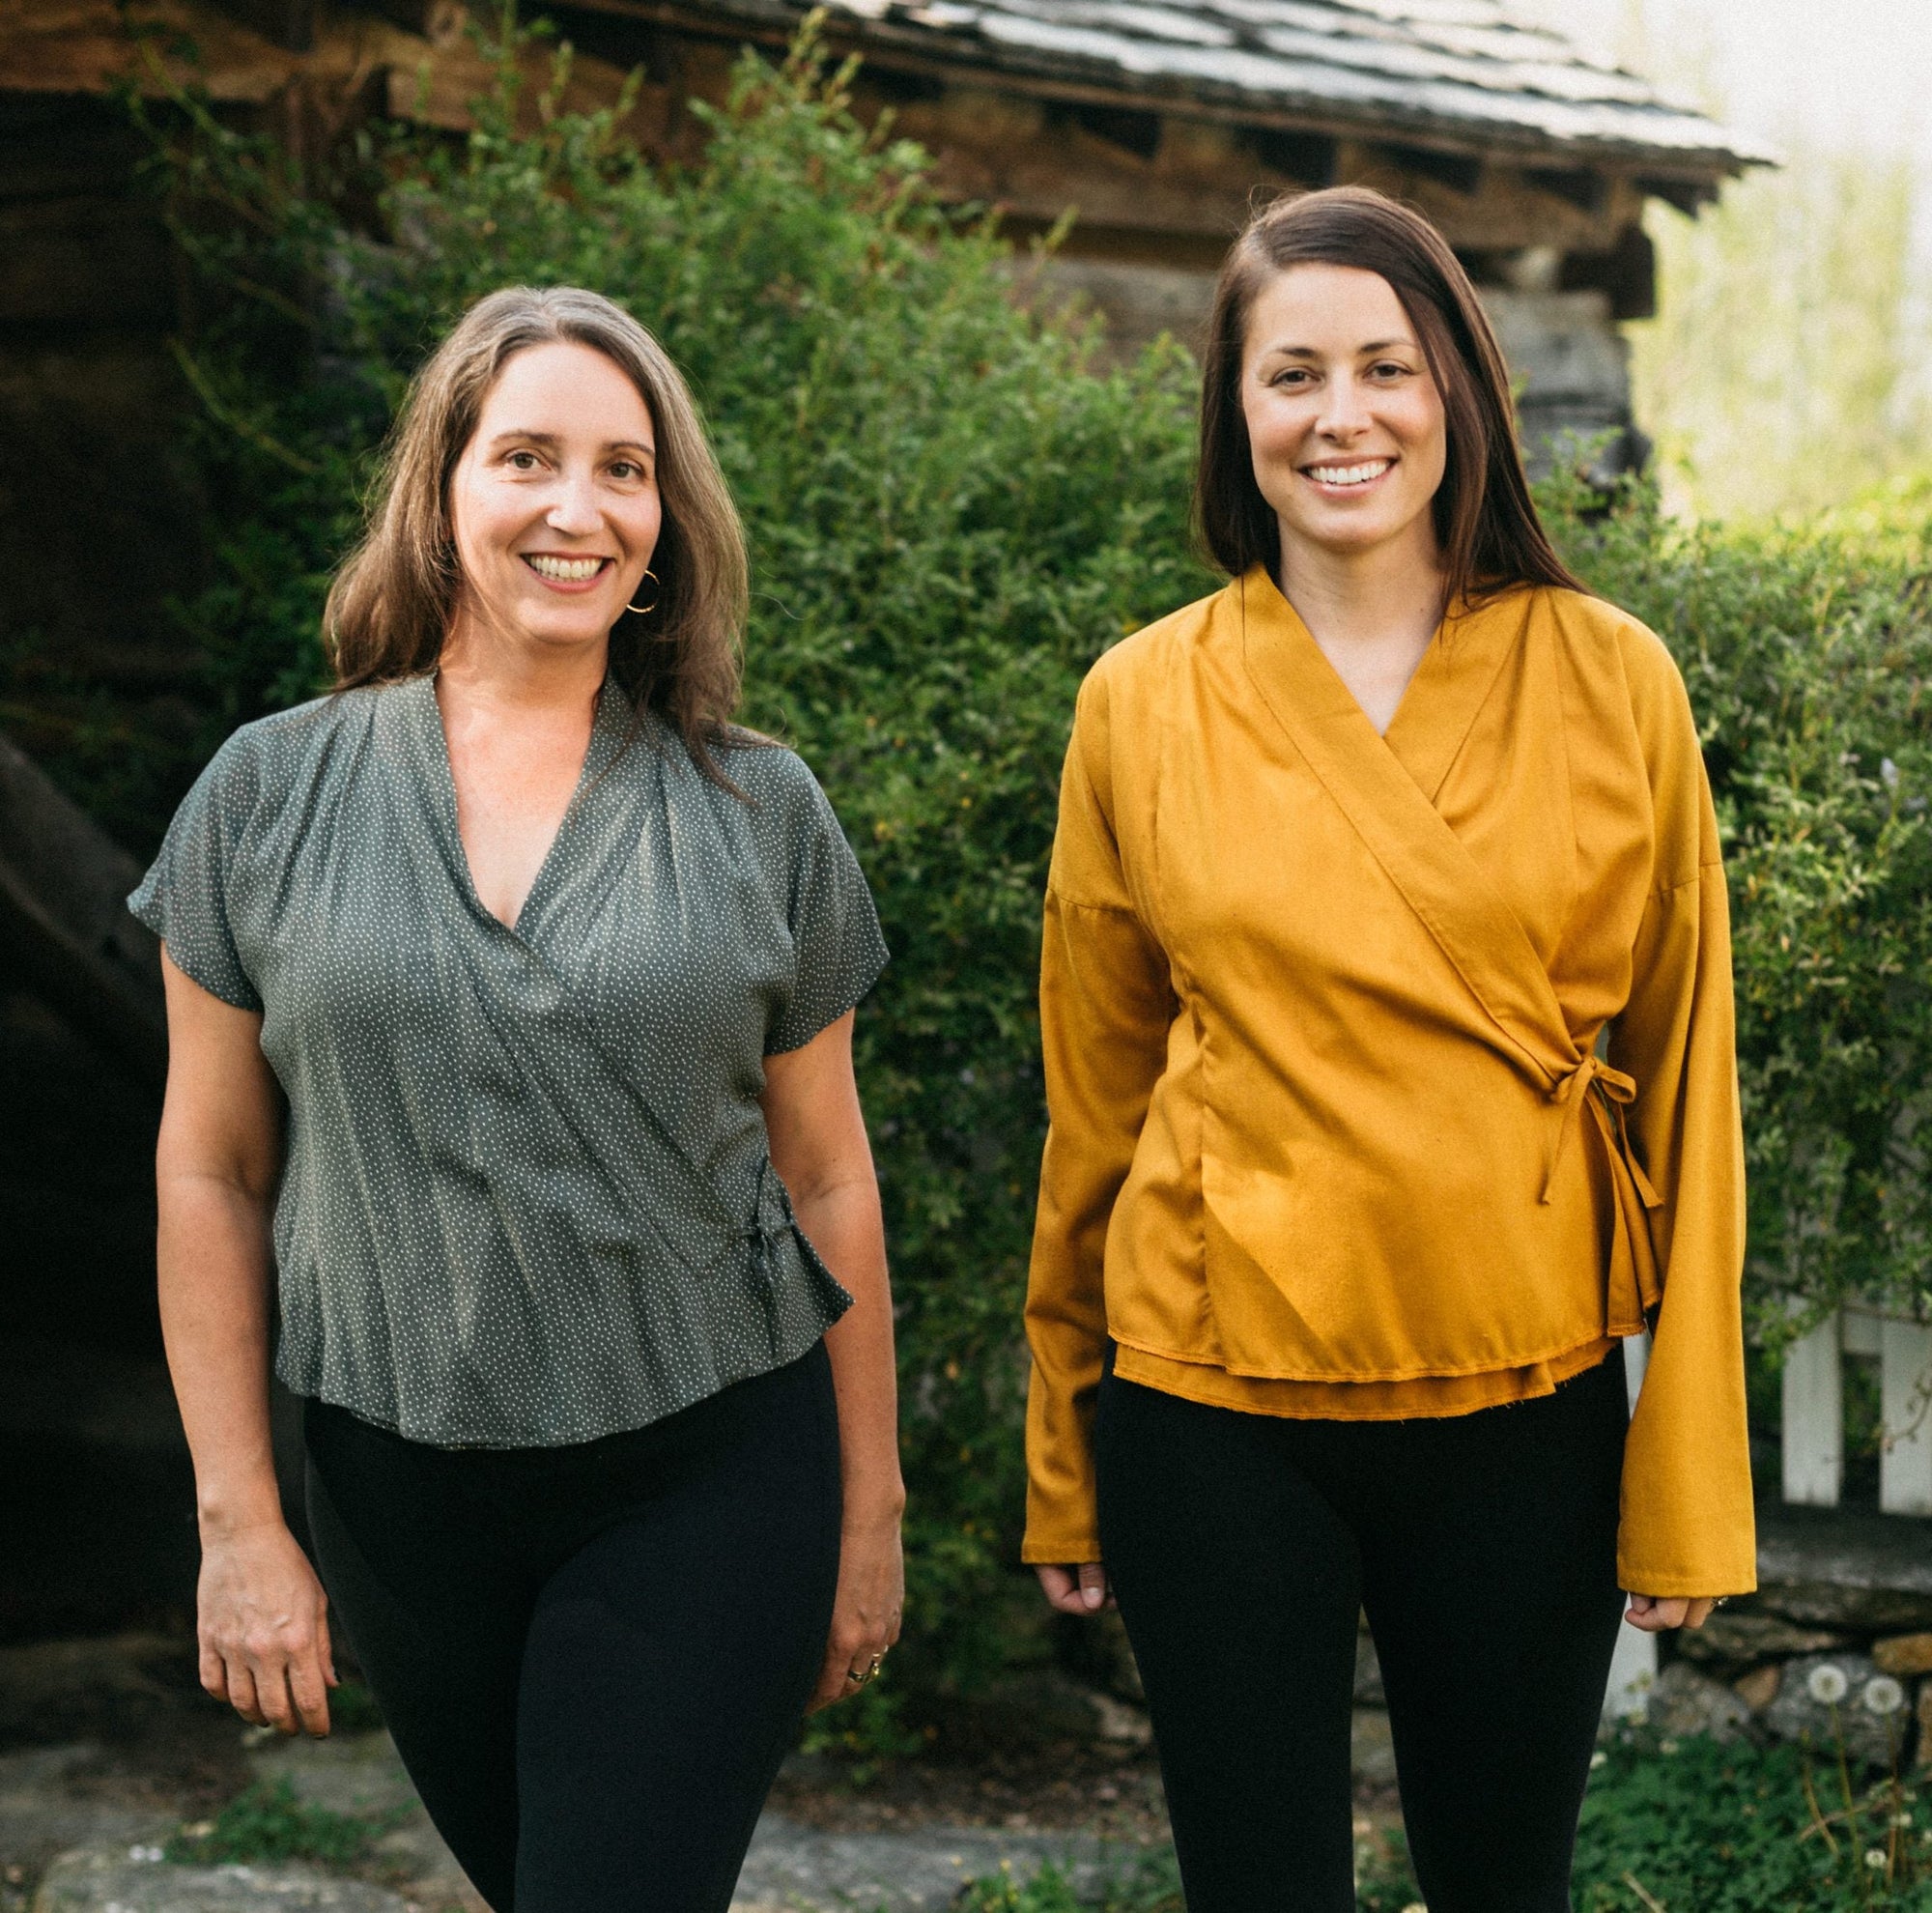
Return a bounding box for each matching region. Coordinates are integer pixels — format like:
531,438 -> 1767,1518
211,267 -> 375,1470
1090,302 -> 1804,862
128,672 -> 889,1448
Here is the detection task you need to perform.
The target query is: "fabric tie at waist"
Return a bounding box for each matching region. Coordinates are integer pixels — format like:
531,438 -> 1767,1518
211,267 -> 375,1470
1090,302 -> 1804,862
1542,1052 -> 1664,1335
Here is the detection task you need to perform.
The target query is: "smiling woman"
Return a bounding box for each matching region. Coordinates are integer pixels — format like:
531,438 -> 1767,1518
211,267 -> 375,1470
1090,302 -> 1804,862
1024,188 -> 1755,1913
127,287 -> 906,1913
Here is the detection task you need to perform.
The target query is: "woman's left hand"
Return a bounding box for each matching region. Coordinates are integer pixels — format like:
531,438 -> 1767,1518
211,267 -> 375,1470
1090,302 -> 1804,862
1625,1594 -> 1717,1633
809,1509 -> 905,1712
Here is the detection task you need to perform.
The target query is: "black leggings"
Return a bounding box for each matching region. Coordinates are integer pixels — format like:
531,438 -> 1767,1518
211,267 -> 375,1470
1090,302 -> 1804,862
302,1342 -> 842,1913
1095,1348 -> 1629,1913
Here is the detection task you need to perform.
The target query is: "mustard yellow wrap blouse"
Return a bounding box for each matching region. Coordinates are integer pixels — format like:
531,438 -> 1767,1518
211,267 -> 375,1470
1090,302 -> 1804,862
1022,567 -> 1756,1599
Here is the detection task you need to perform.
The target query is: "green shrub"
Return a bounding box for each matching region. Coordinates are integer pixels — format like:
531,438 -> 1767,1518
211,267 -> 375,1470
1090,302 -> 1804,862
1548,470 -> 1932,1344
104,3 -> 1932,1724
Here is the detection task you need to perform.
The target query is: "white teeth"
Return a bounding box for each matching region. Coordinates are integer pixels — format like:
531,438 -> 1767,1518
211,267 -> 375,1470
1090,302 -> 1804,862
1305,461 -> 1391,488
526,555 -> 605,582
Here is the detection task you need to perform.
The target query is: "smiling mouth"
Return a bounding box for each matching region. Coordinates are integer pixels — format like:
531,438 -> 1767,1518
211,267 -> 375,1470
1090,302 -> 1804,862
523,554 -> 611,583
1301,459 -> 1393,490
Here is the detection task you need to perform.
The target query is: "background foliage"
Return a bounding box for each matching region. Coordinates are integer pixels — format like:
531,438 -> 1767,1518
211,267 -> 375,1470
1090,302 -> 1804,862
116,6 -> 1931,1707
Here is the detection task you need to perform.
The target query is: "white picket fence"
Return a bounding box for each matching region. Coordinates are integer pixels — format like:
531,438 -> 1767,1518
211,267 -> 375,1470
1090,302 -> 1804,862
1782,1304 -> 1932,1517
1604,1331 -> 1658,1717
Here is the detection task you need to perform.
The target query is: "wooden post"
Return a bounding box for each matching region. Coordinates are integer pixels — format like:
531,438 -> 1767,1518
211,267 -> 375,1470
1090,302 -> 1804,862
1782,1311 -> 1844,1507
1604,1331 -> 1658,1719
1879,1319 -> 1932,1518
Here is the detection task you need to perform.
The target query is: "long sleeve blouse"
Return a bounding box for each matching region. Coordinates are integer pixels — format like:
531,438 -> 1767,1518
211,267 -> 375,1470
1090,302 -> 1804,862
1021,567 -> 1756,1600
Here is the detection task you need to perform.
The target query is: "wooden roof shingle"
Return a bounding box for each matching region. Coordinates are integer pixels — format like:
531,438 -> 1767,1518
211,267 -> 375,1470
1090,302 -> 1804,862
676,0 -> 1772,173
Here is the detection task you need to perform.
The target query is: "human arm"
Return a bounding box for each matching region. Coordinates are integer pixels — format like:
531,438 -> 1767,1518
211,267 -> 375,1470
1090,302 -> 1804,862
156,949 -> 336,1734
1606,644 -> 1757,1613
1022,671 -> 1175,1612
761,1009 -> 904,1709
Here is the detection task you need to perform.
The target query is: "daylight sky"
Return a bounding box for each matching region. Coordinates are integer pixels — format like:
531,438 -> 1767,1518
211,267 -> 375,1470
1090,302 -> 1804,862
1516,0 -> 1932,191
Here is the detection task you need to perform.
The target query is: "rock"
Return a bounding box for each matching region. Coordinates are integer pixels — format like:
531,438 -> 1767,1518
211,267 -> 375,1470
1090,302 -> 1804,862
1674,1612 -> 1849,1666
732,1814 -> 1119,1913
1762,1654 -> 1912,1770
0,1637 -> 189,1746
1353,1634 -> 1384,1707
1875,1634 -> 1932,1677
248,1733 -> 481,1910
1754,1504 -> 1932,1633
964,1670 -> 1144,1751
1732,1666 -> 1781,1713
32,1848 -> 412,1911
1083,1692 -> 1151,1750
249,1734 -> 418,1821
1351,1709 -> 1397,1788
1647,1664 -> 1751,1744
0,1746 -> 176,1884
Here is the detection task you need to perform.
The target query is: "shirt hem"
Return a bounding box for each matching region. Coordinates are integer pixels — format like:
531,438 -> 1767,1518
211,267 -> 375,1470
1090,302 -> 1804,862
764,948 -> 891,1057
278,1321 -> 834,1451
1112,1336 -> 1617,1422
1109,1326 -> 1629,1389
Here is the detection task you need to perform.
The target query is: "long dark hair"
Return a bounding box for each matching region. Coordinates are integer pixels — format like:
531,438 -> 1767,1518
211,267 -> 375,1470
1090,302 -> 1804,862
324,286 -> 750,777
1195,186 -> 1586,608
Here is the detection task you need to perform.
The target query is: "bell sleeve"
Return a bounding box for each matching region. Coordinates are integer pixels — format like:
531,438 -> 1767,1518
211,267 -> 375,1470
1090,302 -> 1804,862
1607,645 -> 1757,1598
1022,667 -> 1175,1566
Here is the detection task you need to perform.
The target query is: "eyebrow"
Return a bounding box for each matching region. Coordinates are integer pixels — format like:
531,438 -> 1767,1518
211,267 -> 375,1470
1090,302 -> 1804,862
485,429 -> 656,455
1264,337 -> 1416,359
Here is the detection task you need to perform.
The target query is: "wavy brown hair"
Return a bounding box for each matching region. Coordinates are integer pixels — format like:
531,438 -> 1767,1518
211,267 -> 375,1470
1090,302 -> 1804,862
325,286 -> 749,774
1195,186 -> 1585,608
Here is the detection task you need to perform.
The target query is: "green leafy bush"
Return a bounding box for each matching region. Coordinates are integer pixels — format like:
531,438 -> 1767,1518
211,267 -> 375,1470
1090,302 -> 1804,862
109,4 -> 1932,1722
1548,471 -> 1932,1343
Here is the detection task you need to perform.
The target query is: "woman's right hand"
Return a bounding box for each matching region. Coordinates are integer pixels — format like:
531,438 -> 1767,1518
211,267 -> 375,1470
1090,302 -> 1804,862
197,1521 -> 337,1736
1036,1562 -> 1112,1614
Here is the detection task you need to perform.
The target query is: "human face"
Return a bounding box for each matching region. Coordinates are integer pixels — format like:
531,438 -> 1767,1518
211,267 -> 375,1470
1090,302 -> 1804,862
1239,263 -> 1448,573
447,340 -> 662,658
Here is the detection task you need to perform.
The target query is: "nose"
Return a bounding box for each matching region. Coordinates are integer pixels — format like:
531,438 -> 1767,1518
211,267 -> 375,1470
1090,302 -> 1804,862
546,469 -> 603,537
1315,375 -> 1372,443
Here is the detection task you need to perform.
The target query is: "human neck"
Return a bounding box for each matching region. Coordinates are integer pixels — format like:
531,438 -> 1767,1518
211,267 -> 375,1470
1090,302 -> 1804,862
437,613 -> 611,719
1276,517 -> 1446,660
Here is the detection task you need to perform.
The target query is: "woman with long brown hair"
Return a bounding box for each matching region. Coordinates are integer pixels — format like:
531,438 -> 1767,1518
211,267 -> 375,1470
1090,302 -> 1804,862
1024,188 -> 1754,1910
131,286 -> 903,1911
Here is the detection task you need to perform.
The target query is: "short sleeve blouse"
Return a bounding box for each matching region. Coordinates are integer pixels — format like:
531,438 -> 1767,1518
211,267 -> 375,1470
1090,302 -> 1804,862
128,673 -> 889,1447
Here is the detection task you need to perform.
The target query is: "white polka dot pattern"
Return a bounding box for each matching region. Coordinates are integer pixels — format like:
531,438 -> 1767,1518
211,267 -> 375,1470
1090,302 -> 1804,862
128,672 -> 889,1448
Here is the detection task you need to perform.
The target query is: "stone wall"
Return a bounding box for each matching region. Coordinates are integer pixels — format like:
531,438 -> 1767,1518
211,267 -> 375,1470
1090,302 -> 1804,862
1638,1502 -> 1932,1770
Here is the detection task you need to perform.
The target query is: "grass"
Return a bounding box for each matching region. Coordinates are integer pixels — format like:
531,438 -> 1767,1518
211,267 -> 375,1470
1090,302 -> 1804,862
164,1776 -> 403,1869
959,1735 -> 1932,1912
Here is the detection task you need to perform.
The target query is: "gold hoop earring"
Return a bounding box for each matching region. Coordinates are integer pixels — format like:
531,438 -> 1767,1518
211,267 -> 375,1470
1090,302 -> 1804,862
626,569 -> 660,616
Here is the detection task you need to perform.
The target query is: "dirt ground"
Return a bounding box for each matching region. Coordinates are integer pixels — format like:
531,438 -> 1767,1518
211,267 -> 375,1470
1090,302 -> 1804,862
0,1629 -> 1405,1909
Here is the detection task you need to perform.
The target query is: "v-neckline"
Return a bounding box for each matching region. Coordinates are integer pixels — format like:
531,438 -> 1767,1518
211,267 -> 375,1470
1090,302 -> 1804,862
1232,567 -> 1575,1077
409,671 -> 623,939
1246,567 -> 1526,808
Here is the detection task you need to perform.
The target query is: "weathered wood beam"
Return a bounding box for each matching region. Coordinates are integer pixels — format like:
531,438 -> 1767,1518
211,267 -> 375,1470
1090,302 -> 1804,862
0,734 -> 165,1091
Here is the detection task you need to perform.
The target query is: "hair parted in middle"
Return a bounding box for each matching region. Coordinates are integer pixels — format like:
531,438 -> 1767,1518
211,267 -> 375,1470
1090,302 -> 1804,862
323,285 -> 750,778
1195,185 -> 1586,610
